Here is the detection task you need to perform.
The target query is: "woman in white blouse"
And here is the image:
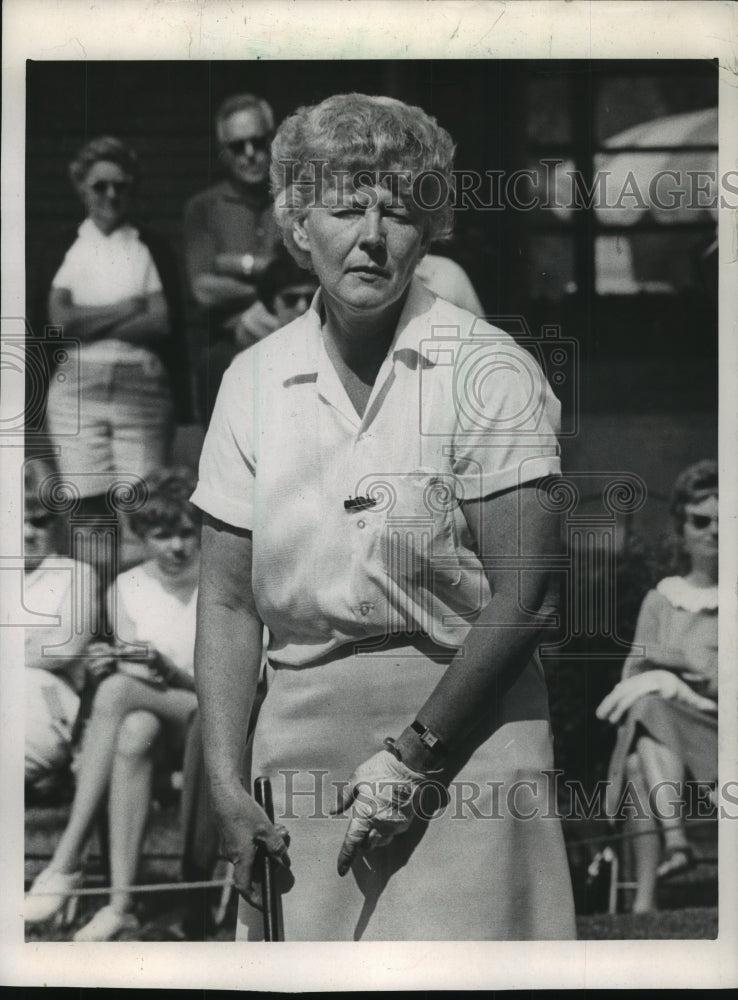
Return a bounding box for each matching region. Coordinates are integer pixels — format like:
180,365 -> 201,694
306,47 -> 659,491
45,136 -> 175,511
192,94 -> 576,940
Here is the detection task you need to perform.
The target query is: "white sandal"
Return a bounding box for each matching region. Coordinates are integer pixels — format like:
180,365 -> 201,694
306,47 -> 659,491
73,904 -> 140,942
24,868 -> 82,926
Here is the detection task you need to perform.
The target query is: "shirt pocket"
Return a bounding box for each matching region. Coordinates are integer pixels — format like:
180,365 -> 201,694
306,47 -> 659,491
376,468 -> 463,589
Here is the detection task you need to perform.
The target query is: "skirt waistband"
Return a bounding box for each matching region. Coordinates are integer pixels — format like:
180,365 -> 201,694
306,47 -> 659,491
268,632 -> 459,671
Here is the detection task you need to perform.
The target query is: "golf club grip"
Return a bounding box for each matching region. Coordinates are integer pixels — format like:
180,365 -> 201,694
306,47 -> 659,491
253,776 -> 281,941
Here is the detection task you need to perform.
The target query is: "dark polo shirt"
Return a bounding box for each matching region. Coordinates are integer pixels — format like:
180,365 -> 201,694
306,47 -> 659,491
183,178 -> 281,335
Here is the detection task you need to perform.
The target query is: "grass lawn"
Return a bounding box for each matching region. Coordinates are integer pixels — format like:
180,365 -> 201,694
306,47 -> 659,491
577,907 -> 717,939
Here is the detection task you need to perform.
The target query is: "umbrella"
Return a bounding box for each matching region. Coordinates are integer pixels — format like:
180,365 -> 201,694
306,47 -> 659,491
538,108 -> 718,294
595,107 -> 718,226
548,107 -> 718,226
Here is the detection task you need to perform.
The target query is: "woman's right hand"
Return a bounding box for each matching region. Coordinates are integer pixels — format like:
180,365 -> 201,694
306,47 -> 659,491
596,669 -> 718,724
211,784 -> 291,908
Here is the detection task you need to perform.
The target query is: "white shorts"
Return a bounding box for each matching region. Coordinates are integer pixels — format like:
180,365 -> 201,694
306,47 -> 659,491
45,353 -> 174,498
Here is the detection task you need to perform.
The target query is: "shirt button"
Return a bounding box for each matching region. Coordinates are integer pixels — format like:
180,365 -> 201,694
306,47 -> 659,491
357,519 -> 366,529
360,603 -> 371,615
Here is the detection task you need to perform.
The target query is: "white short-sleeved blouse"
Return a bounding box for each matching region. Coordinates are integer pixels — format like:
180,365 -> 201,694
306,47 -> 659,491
115,564 -> 198,674
192,278 -> 561,666
51,218 -> 163,364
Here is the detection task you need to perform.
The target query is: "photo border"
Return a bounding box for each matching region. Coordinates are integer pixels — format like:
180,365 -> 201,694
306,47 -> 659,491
2,0 -> 737,990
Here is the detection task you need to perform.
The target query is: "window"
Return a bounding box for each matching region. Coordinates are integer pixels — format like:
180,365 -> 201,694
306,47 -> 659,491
523,62 -> 718,301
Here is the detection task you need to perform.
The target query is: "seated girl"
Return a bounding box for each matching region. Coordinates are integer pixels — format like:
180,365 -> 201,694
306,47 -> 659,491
597,459 -> 718,913
25,468 -> 201,940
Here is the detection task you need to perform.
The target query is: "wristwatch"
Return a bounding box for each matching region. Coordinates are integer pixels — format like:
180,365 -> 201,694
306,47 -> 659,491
410,719 -> 447,756
383,730 -> 446,776
240,252 -> 256,276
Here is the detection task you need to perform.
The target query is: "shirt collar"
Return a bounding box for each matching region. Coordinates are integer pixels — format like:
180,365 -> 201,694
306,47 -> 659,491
387,277 -> 441,366
78,218 -> 139,241
657,576 -> 718,612
281,276 -> 440,384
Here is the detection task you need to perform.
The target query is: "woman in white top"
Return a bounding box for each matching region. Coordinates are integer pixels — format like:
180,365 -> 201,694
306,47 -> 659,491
192,94 -> 575,941
45,136 -> 175,507
25,469 -> 200,941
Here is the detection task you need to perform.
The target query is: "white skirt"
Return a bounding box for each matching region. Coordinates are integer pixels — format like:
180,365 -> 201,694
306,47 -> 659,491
237,637 -> 576,941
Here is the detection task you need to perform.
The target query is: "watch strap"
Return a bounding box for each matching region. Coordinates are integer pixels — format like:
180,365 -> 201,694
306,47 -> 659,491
410,719 -> 447,756
383,736 -> 444,776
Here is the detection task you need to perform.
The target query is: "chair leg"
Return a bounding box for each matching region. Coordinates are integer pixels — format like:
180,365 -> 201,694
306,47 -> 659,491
607,848 -> 619,915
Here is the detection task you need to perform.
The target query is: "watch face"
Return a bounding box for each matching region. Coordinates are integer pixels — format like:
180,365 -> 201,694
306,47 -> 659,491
413,720 -> 442,751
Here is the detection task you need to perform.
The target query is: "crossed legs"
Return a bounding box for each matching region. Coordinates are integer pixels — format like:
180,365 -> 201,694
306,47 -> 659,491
49,673 -> 197,914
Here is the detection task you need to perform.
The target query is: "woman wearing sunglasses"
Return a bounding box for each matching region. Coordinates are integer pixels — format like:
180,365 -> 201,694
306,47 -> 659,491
597,459 -> 719,912
44,136 -> 187,531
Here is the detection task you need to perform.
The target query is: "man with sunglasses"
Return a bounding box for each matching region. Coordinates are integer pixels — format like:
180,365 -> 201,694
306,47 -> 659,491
183,93 -> 282,421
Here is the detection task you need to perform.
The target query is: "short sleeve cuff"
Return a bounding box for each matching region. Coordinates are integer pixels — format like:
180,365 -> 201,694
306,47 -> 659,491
146,272 -> 164,295
455,454 -> 561,501
190,483 -> 253,530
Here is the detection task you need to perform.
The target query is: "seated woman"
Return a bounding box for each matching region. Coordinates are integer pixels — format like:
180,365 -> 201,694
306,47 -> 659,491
257,251 -> 320,330
24,463 -> 98,795
233,250 -> 320,351
597,459 -> 718,913
25,468 -> 201,940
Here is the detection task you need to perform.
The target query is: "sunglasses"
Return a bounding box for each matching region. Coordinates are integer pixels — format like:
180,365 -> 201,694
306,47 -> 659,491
225,137 -> 270,156
684,512 -> 719,530
90,180 -> 132,195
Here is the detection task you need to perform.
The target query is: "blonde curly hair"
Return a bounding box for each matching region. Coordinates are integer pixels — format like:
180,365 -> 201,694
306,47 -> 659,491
270,93 -> 456,268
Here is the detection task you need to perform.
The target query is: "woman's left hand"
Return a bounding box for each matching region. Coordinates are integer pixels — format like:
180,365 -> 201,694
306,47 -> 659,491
332,749 -> 431,876
115,647 -> 178,688
596,669 -> 718,724
144,648 -> 175,685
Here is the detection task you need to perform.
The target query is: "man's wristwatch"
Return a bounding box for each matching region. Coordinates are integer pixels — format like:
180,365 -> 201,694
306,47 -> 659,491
240,252 -> 256,276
